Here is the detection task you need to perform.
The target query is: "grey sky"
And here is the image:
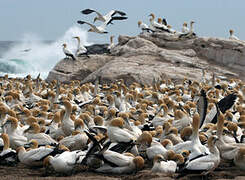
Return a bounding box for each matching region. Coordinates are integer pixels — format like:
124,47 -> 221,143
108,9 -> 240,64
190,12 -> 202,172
0,0 -> 244,43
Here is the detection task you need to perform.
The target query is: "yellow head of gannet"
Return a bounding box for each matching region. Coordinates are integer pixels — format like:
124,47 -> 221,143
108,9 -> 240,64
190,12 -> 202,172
26,139 -> 39,149
94,116 -> 104,126
229,29 -> 234,36
133,156 -> 144,171
183,22 -> 188,27
138,21 -> 142,27
43,155 -> 52,168
157,18 -> 162,24
153,154 -> 165,164
1,133 -> 10,150
24,122 -> 40,134
136,131 -> 152,146
149,13 -> 155,21
110,117 -> 124,128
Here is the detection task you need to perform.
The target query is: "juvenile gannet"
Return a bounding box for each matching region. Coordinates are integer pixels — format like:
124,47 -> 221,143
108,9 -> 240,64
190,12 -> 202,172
81,9 -> 127,24
62,43 -> 76,60
59,131 -> 88,151
73,36 -> 89,58
229,29 -> 239,40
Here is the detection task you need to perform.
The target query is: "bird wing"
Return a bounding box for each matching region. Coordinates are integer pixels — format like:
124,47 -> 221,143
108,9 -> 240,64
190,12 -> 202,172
218,93 -> 237,113
77,21 -> 97,29
81,9 -> 96,15
103,150 -> 132,167
106,16 -> 128,25
112,10 -> 127,16
26,147 -> 54,161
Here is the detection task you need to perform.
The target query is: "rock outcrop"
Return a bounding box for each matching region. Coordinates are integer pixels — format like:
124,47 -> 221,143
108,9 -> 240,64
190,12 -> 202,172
46,32 -> 245,85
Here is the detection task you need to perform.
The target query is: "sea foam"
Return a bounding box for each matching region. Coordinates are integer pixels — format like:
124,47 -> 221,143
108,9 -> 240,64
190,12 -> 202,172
0,25 -> 89,79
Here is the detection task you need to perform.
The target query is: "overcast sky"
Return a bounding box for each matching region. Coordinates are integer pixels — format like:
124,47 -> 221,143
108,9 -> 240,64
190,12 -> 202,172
0,0 -> 244,43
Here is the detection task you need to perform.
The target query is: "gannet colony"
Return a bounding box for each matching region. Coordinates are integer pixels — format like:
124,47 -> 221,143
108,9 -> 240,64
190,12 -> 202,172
0,8 -> 245,179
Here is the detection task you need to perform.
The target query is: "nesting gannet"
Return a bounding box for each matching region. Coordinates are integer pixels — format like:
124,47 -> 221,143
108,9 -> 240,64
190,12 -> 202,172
24,122 -> 57,145
73,36 -> 89,58
180,135 -> 220,174
0,133 -> 17,165
94,149 -> 144,174
151,154 -> 182,174
172,113 -> 210,160
2,117 -> 27,149
17,145 -> 54,167
44,150 -> 85,174
229,29 -> 239,40
62,43 -> 76,60
107,118 -> 136,143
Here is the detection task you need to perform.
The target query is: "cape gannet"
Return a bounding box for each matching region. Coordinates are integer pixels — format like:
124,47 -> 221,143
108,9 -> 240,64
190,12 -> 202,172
229,29 -> 239,40
149,14 -> 169,32
138,21 -> 154,33
81,9 -> 127,24
107,35 -> 115,52
77,20 -> 109,34
73,36 -> 89,58
62,43 -> 76,60
0,133 -> 17,165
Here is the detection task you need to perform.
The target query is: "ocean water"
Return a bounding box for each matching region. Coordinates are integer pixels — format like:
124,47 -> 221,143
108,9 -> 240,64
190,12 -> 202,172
0,26 -> 90,79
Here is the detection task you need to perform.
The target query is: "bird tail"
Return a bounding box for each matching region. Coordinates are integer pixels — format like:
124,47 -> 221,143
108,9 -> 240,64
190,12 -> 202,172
71,54 -> 76,60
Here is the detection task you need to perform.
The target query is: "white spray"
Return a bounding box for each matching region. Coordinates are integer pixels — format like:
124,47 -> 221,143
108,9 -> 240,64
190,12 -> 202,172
0,25 -> 90,79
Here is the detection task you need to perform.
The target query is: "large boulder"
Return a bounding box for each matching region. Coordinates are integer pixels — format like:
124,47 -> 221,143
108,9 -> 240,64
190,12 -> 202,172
46,33 -> 245,84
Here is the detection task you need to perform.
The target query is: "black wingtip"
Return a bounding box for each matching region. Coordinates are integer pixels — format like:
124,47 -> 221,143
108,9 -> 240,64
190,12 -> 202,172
81,9 -> 95,15
77,20 -> 85,24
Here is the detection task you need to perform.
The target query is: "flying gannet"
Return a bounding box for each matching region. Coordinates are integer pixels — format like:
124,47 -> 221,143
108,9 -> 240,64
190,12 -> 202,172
81,9 -> 127,24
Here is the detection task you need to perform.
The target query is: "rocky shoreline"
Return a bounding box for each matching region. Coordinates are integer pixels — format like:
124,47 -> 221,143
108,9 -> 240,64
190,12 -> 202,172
46,32 -> 245,84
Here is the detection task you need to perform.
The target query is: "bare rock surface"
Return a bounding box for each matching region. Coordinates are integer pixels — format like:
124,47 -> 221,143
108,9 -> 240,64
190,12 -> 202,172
46,32 -> 245,84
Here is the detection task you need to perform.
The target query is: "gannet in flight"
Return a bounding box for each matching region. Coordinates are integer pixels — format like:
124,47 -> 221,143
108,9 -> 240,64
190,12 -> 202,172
77,20 -> 109,34
81,9 -> 127,24
229,29 -> 239,40
62,43 -> 76,60
73,36 -> 89,58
